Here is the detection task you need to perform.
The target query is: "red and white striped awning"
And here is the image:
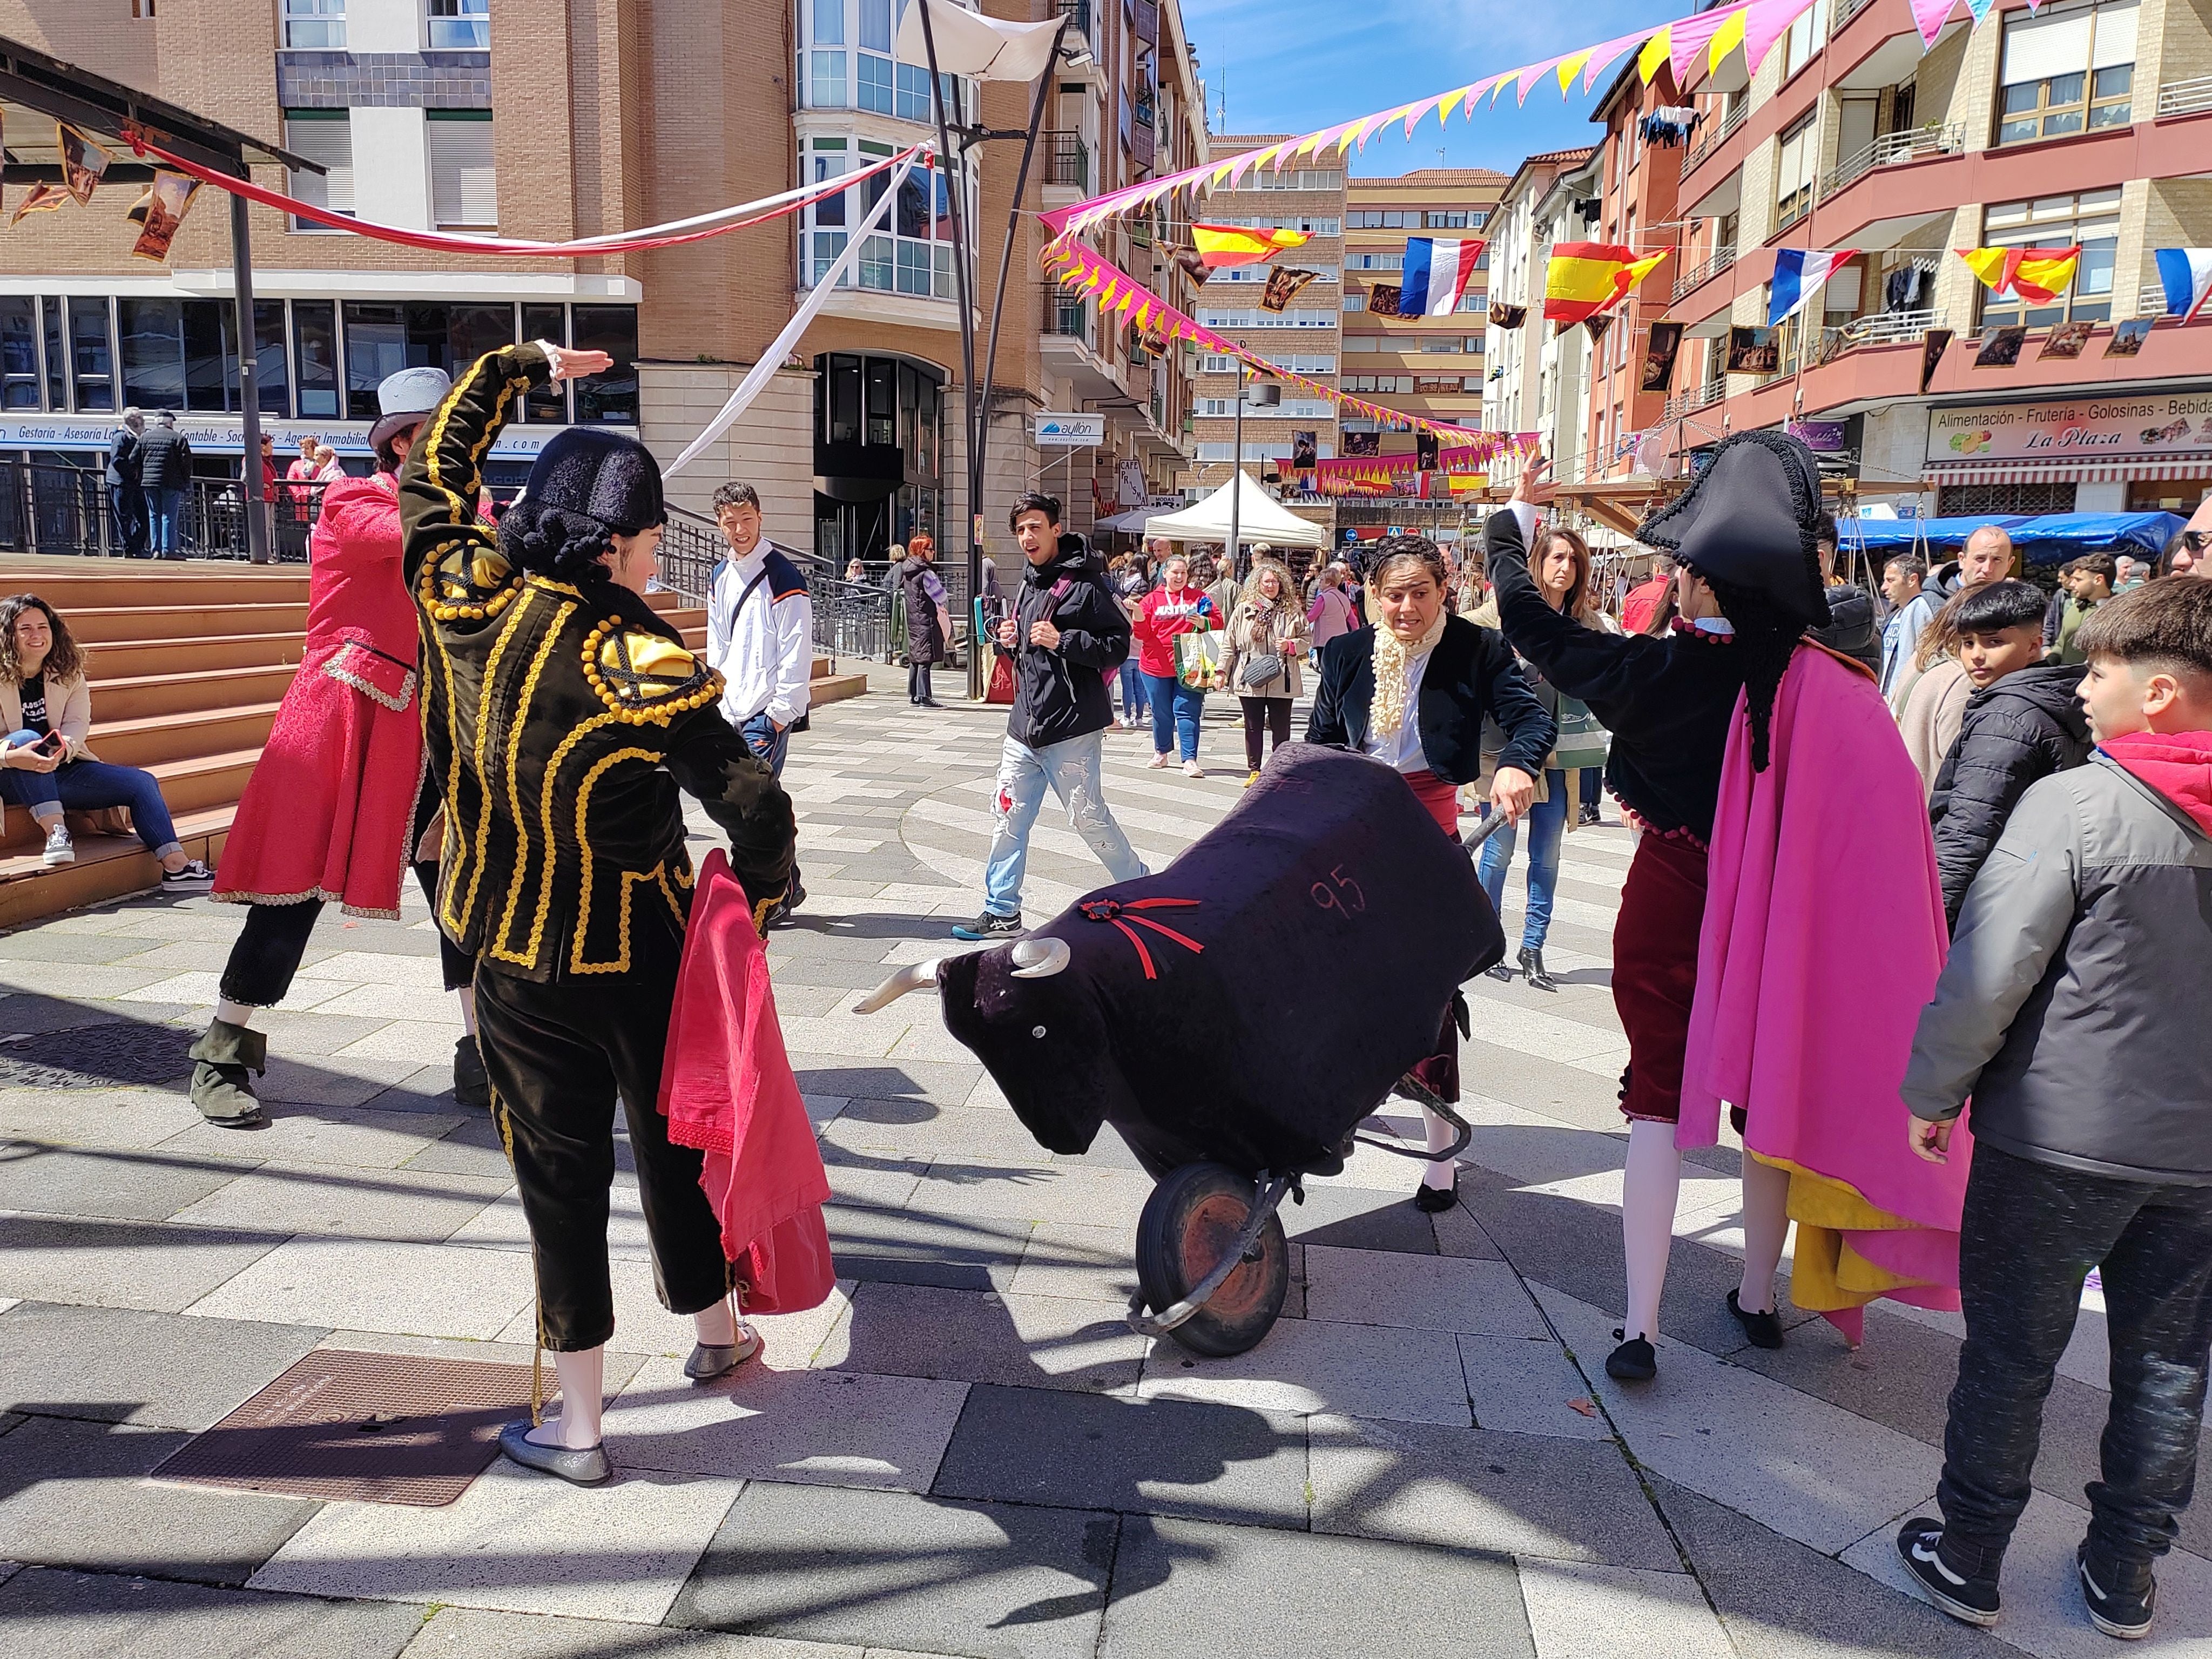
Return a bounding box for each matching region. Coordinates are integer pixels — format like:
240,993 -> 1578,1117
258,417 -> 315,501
1923,458 -> 2212,485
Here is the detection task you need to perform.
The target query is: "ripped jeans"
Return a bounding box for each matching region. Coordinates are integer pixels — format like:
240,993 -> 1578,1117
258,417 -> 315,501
980,730 -> 1146,920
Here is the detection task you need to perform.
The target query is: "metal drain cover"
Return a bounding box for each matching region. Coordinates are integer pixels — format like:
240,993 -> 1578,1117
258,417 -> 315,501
153,1348 -> 536,1507
0,1022 -> 191,1089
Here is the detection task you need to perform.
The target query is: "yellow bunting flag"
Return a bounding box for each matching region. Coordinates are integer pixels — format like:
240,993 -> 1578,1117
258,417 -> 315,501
1543,242 -> 1669,326
1637,27 -> 1672,83
1189,223 -> 1311,268
1708,6 -> 1749,71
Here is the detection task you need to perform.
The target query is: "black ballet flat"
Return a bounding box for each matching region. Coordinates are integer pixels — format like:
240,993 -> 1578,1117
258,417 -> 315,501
1606,1329 -> 1657,1381
1413,1171 -> 1458,1212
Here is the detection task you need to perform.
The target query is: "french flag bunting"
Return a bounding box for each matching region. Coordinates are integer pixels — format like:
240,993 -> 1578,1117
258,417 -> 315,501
1399,238 -> 1486,318
1767,247 -> 1858,328
2155,248 -> 2212,322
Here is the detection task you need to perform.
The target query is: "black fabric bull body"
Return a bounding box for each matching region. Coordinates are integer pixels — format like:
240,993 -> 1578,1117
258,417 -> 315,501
938,745 -> 1506,1181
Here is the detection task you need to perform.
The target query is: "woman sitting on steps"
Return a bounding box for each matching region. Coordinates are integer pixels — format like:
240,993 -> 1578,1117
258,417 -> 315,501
0,593 -> 213,889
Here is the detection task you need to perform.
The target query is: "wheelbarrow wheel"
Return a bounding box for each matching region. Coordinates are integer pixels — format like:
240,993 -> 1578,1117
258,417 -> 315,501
1134,1161 -> 1290,1358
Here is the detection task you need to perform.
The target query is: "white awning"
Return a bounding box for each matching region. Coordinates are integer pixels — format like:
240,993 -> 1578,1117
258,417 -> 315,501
893,0 -> 1065,82
1142,471 -> 1330,549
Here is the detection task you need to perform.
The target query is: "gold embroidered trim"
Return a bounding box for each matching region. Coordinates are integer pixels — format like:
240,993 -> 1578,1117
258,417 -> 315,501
567,745 -> 660,974
578,618 -> 723,724
482,595 -> 575,963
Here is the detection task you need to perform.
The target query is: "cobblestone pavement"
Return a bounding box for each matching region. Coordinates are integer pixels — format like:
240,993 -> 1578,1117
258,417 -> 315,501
1,688 -> 2206,1658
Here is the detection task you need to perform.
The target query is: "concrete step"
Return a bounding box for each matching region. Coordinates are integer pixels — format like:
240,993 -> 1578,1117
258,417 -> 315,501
84,633 -> 308,680
86,703 -> 281,772
1,569 -> 309,609
66,603 -> 309,645
0,805 -> 232,931
811,672 -> 870,706
91,664 -> 301,722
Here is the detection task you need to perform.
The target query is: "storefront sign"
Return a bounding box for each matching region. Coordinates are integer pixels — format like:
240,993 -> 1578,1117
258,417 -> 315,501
1786,419 -> 1847,453
0,414 -> 561,458
1926,395 -> 2212,467
1035,412 -> 1105,447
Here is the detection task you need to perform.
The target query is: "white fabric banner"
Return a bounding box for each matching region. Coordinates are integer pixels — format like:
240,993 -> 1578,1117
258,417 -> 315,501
667,152 -> 921,478
892,0 -> 1065,82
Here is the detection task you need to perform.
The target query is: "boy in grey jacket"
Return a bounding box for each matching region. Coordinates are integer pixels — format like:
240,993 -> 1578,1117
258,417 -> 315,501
1894,577 -> 2212,1640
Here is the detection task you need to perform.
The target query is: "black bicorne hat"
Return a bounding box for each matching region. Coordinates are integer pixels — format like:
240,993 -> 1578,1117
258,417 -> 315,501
1635,429 -> 1830,629
522,427 -> 666,536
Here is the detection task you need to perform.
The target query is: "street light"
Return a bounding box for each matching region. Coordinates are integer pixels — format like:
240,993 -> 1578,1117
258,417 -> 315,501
1224,365 -> 1278,579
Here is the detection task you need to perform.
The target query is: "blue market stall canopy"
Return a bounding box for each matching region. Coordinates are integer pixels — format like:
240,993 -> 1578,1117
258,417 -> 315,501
1846,512 -> 2182,557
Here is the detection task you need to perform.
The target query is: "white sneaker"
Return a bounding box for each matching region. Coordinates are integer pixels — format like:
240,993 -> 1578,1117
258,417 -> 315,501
41,825 -> 73,867
1182,760 -> 1205,779
1147,752 -> 1171,769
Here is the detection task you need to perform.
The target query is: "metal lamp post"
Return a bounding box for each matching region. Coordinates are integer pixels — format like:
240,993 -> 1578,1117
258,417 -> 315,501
1224,363 -> 1277,579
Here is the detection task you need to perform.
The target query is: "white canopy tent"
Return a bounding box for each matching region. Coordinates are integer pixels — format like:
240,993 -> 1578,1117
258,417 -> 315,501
892,0 -> 1066,80
1141,471 -> 1329,550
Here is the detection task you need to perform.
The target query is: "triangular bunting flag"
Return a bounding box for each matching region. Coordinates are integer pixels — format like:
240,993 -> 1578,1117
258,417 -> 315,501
1638,28 -> 1673,83
1908,0 -> 1953,46
1708,6 -> 1749,72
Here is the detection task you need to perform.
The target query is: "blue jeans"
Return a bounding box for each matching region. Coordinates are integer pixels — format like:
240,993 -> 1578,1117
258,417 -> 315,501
111,483 -> 147,557
1478,766 -> 1567,951
739,711 -> 791,778
149,487 -> 186,557
1144,672 -> 1204,761
0,758 -> 183,859
981,730 -> 1145,918
1117,658 -> 1149,722
1580,767 -> 1602,810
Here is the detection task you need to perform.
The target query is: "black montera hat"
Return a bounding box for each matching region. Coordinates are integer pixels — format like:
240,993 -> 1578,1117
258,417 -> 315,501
523,427 -> 665,536
1635,430 -> 1830,628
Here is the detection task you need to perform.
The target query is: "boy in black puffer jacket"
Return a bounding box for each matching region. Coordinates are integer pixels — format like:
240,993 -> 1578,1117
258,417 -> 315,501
1928,579 -> 2092,928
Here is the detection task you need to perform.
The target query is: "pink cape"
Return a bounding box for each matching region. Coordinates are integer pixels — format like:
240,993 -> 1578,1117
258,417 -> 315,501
1680,645 -> 1969,1341
657,849 -> 836,1314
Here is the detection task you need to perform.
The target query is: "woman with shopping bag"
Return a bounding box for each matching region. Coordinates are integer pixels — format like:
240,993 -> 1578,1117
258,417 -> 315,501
1220,559 -> 1312,787
1134,554 -> 1217,776
1468,524 -> 1619,991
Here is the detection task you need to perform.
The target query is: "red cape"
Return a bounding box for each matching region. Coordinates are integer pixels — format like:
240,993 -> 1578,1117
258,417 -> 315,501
657,849 -> 835,1314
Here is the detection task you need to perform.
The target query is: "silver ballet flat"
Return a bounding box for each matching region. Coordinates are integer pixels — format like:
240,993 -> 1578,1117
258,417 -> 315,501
683,1326 -> 763,1382
497,1420 -> 610,1486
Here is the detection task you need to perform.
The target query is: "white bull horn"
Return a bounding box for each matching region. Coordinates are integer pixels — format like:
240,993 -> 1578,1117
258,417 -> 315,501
852,959 -> 941,1016
1008,937 -> 1071,979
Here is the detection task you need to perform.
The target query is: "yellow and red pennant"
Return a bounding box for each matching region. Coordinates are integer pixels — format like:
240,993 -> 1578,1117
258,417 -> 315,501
1543,242 -> 1670,326
1957,245 -> 2082,305
1189,223 -> 1311,269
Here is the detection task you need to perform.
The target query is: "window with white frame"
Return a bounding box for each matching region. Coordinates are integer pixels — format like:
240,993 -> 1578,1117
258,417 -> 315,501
284,111 -> 354,230
1997,0 -> 2135,145
282,0 -> 345,48
1978,188 -> 2120,328
1345,253 -> 1402,270
1774,114 -> 1817,230
1783,0 -> 1829,78
1343,375 -> 1412,394
427,0 -> 489,48
428,113 -> 496,228
799,137 -> 974,299
1208,264 -> 1338,285
1195,307 -> 1338,328
1198,352 -> 1333,374
802,0 -> 972,120
1243,170 -> 1343,191
1202,214 -> 1340,235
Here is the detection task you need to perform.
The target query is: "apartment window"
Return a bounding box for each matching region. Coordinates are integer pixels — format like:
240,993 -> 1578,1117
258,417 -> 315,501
1424,210 -> 1469,229
119,298 -> 238,412
291,299 -> 340,419
1343,294 -> 1367,311
1345,253 -> 1402,270
39,299 -> 63,411
1249,170 -> 1341,191
68,298 -> 114,413
1774,114 -> 1817,230
572,305 -> 640,423
284,111 -> 353,231
1415,375 -> 1479,393
800,138 -> 971,299
251,300 -> 288,416
428,113 -> 496,229
1978,188 -> 2120,329
1343,334 -> 1388,353
342,302 -> 520,420
1997,0 -> 2135,145
521,304 -> 569,423
1783,0 -> 1829,78
282,0 -> 345,49
130,0 -> 156,14
0,299 -> 37,409
1343,375 -> 1413,394
427,0 -> 488,48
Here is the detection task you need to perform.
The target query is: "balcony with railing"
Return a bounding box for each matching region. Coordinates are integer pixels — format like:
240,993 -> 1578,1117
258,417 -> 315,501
1045,131 -> 1090,193
1820,124 -> 1966,200
1682,100 -> 1748,179
1670,245 -> 1737,305
1663,381 -> 1727,420
1042,284 -> 1094,347
1818,308 -> 1947,353
2160,75 -> 2212,118
1057,0 -> 1095,49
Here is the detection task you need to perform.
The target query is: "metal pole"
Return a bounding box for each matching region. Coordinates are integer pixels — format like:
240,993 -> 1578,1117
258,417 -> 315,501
230,188 -> 269,564
918,0 -> 983,697
1225,358 -> 1244,575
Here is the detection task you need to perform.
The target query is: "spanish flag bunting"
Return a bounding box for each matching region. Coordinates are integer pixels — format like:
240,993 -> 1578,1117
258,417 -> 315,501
1189,224 -> 1310,268
1957,245 -> 2082,304
1544,242 -> 1669,325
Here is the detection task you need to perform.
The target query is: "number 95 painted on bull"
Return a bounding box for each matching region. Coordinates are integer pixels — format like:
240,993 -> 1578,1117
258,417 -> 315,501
1310,864 -> 1366,918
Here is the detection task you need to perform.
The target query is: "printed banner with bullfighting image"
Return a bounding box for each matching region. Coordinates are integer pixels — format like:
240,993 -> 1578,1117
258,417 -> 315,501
129,171 -> 203,263
59,124 -> 110,205
1260,267 -> 1319,313
1640,320 -> 1684,392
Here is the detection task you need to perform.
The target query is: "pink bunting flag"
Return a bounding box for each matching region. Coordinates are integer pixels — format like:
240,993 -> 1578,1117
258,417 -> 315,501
1908,0 -> 1954,46
1742,0 -> 1812,73
1667,9 -> 1732,84
1581,31 -> 1645,90
1517,56 -> 1567,104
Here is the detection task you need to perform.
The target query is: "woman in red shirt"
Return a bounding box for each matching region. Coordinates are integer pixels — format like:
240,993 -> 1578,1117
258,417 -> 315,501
1134,553 -> 1216,775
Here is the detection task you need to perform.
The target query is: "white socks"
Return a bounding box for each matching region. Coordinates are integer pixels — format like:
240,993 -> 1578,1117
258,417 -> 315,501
1738,1152 -> 1792,1316
1621,1119 -> 1683,1343
1420,1106 -> 1458,1190
530,1347 -> 607,1449
457,985 -> 477,1037
693,1297 -> 738,1348
214,998 -> 256,1029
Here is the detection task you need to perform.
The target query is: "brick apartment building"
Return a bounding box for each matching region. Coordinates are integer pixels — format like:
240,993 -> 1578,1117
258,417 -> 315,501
1658,0 -> 2212,519
0,0 -> 1203,568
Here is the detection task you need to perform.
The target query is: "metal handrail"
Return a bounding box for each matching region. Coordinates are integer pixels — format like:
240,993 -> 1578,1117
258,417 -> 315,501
1045,131 -> 1090,191
0,462 -> 328,561
1683,101 -> 1748,174
1829,0 -> 1876,34
2159,75 -> 2212,118
1670,245 -> 1738,303
1820,123 -> 1964,198
1663,382 -> 1727,419
1812,308 -> 1948,359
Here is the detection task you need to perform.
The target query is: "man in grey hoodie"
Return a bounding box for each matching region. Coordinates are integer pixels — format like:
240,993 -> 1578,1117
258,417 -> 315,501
1894,577 -> 2212,1642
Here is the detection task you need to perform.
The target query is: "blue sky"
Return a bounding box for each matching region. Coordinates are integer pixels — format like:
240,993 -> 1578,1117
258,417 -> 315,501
1179,0 -> 1689,177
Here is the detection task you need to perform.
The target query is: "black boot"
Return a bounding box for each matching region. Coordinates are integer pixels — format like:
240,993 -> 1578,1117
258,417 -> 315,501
187,1019 -> 268,1129
452,1034 -> 490,1110
1519,946 -> 1556,992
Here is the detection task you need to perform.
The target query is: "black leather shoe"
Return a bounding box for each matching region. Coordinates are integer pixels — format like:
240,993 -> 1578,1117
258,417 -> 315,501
1519,946 -> 1556,992
452,1035 -> 490,1111
1413,1170 -> 1458,1212
1484,960 -> 1515,982
1727,1288 -> 1785,1350
1606,1329 -> 1657,1381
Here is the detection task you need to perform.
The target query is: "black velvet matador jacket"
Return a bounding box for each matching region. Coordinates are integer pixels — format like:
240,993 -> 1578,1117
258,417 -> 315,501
399,342 -> 794,982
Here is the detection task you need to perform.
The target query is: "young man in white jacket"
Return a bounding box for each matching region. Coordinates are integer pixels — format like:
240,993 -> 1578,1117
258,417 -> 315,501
705,481 -> 814,923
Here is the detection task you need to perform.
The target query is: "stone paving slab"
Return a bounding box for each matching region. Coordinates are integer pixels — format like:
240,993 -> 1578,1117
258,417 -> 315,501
0,1210 -> 284,1311
0,1141 -> 249,1221
1301,1243 -> 1548,1337
402,1604 -> 874,1657
251,1459 -> 745,1625
0,1300 -> 325,1429
1516,1559 -> 1737,1659
671,1482 -> 1114,1659
1139,1310 -> 1472,1426
0,1415 -> 322,1586
185,1236 -> 535,1340
822,1283 -> 1149,1394
169,1162 -> 509,1243
0,1564 -> 426,1659
1097,1514 -> 1538,1659
929,1382 -> 1309,1529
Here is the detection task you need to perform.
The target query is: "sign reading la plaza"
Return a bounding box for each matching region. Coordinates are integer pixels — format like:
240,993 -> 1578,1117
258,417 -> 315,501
1927,395 -> 2212,466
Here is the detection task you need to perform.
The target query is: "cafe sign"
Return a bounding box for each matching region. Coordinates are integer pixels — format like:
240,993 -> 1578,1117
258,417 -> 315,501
1926,394 -> 2212,466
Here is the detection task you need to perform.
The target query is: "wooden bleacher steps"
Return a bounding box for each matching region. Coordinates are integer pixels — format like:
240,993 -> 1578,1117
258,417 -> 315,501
0,556 -> 867,930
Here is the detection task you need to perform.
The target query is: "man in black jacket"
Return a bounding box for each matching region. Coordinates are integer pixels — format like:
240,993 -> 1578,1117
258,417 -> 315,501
106,409 -> 147,558
952,492 -> 1145,941
1809,511 -> 1881,673
136,411 -> 195,559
